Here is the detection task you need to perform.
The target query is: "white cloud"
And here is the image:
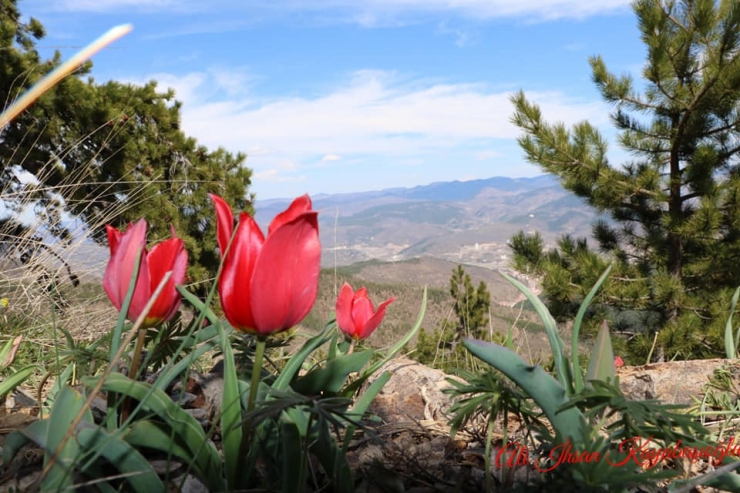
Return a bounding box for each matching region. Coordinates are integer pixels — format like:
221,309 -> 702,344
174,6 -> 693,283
140,69 -> 610,183
123,67 -> 254,104
143,72 -> 207,104
182,69 -> 607,145
211,70 -> 250,96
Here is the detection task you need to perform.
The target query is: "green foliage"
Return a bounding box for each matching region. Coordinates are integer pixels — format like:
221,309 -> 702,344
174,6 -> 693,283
3,385 -> 168,492
691,365 -> 740,441
458,265 -> 740,492
509,0 -> 740,360
0,334 -> 36,398
450,264 -> 491,336
412,265 -> 496,372
445,369 -> 545,491
464,338 -> 588,443
215,289 -> 427,491
2,255 -> 425,492
413,319 -> 489,373
584,321 -> 616,387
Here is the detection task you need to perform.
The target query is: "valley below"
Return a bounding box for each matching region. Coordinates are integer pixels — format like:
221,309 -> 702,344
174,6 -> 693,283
255,175 -> 601,271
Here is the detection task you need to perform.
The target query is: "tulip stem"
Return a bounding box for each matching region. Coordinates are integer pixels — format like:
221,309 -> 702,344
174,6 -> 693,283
122,328 -> 147,422
240,337 -> 266,474
247,338 -> 266,412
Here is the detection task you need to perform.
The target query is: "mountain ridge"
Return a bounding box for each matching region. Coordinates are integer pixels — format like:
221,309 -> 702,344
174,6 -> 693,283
255,174 -> 601,269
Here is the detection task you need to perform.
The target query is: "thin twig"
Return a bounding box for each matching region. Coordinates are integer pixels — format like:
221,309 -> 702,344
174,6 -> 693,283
0,25 -> 133,128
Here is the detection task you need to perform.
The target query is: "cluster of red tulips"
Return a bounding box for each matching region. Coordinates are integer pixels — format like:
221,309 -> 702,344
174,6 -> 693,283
103,194 -> 395,340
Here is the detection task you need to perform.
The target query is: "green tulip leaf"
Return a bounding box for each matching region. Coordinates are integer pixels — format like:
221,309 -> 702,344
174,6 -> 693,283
724,286 -> 740,360
584,320 -> 616,386
281,420 -> 304,493
176,284 -> 222,328
42,365 -> 75,416
124,420 -> 223,492
327,328 -> 339,360
571,265 -> 612,393
310,414 -> 354,492
77,427 -> 165,493
124,420 -> 193,462
342,371 -> 390,453
154,338 -> 218,391
498,272 -> 573,395
0,364 -> 37,398
2,419 -> 47,466
292,350 -> 373,395
462,338 -> 586,443
83,373 -> 223,492
43,385 -> 94,491
281,403 -> 310,439
215,323 -> 243,491
273,325 -> 333,391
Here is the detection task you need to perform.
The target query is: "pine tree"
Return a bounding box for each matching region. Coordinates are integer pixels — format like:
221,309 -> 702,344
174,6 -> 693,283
450,264 -> 491,337
509,0 -> 740,359
0,1 -> 253,299
413,265 -> 494,371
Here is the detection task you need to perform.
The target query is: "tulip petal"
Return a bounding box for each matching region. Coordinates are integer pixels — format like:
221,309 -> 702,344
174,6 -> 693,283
103,220 -> 148,312
106,224 -> 122,256
351,293 -> 375,333
210,194 -> 234,257
146,237 -> 187,324
219,212 -> 264,332
127,247 -> 154,323
268,194 -> 312,236
358,297 -> 396,339
335,283 -> 357,337
251,210 -> 320,335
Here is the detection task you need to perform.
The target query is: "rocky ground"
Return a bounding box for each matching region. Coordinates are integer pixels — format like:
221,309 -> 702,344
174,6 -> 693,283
1,357 -> 739,492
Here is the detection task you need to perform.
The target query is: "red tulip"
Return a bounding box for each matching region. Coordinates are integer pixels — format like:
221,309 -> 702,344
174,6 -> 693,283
210,194 -> 320,336
335,282 -> 395,340
614,356 -> 625,368
103,220 -> 188,327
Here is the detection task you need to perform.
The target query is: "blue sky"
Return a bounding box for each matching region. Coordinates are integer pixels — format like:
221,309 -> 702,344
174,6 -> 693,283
21,0 -> 643,200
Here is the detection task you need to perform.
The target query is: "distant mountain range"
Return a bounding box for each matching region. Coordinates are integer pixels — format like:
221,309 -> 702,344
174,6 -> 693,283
255,175 -> 603,269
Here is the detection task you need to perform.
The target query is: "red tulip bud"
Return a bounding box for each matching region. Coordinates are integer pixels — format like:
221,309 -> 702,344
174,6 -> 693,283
103,220 -> 187,327
335,282 -> 395,340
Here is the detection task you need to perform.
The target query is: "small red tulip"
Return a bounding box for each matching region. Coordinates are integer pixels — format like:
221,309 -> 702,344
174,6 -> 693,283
103,220 -> 188,327
210,194 -> 321,336
614,356 -> 625,368
335,282 -> 395,340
